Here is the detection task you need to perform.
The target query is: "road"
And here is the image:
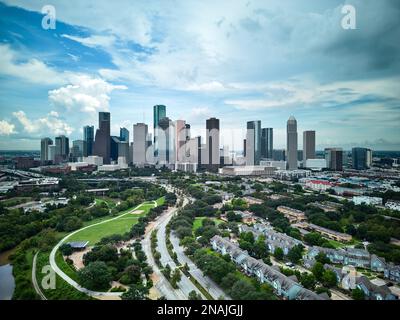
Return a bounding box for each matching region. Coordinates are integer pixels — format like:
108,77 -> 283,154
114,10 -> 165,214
330,288 -> 352,300
170,232 -> 230,300
155,197 -> 206,300
142,205 -> 187,300
49,202 -> 155,299
32,251 -> 47,300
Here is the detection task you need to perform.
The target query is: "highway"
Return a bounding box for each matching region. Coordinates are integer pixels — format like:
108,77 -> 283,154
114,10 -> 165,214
141,205 -> 186,300
155,197 -> 206,300
170,232 -> 231,300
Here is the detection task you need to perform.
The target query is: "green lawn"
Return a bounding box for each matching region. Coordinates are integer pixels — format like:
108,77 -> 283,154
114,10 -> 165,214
95,197 -> 117,208
67,200 -> 160,245
156,196 -> 165,206
193,217 -> 224,232
36,250 -> 91,300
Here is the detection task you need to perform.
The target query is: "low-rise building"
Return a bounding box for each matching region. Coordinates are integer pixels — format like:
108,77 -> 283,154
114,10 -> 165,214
219,165 -> 277,176
298,222 -> 352,242
352,196 -> 383,206
384,264 -> 400,283
385,200 -> 400,212
277,206 -> 306,223
243,196 -> 263,205
210,236 -> 328,300
356,276 -> 397,300
241,224 -> 303,255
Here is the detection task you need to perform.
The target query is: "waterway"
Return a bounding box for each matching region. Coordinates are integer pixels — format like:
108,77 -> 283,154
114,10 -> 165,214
0,248 -> 16,300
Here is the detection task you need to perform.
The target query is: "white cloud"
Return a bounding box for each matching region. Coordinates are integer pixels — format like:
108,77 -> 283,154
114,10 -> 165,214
0,120 -> 16,135
48,75 -> 127,114
0,44 -> 66,85
61,34 -> 116,48
224,77 -> 400,110
12,110 -> 73,136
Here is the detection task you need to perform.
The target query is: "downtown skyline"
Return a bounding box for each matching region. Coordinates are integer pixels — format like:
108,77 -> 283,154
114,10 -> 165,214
0,0 -> 399,151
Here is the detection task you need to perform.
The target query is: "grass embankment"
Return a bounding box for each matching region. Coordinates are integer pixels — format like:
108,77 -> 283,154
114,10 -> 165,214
192,217 -> 224,233
67,201 -> 159,245
36,250 -> 91,300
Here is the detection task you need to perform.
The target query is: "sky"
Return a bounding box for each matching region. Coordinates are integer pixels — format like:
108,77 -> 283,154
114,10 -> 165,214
0,0 -> 399,151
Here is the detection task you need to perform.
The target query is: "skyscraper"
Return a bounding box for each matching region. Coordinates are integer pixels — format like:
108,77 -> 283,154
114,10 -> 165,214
261,128 -> 273,159
40,137 -> 53,162
325,148 -> 343,171
133,123 -> 148,166
72,140 -> 86,159
352,147 -> 372,170
246,120 -> 261,165
83,126 -> 94,156
153,105 -> 166,159
303,130 -> 316,162
110,136 -> 121,162
206,117 -> 220,171
55,135 -> 69,158
120,127 -> 129,143
286,116 -> 298,170
93,112 -> 111,164
158,117 -> 174,166
175,120 -> 186,163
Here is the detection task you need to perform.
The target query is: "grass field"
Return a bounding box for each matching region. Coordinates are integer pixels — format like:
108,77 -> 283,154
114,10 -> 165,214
36,250 -> 91,300
192,217 -> 224,232
67,200 -> 160,245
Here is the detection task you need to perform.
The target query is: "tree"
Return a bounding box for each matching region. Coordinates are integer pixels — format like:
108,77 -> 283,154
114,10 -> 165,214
171,268 -> 182,289
252,235 -> 268,259
59,243 -> 73,256
300,273 -> 316,290
122,283 -> 149,300
322,270 -> 338,288
78,261 -> 112,291
315,252 -> 330,265
188,290 -> 202,300
124,264 -> 142,284
163,264 -> 171,279
287,245 -> 303,264
227,211 -> 242,222
351,288 -> 365,300
273,247 -> 284,261
311,262 -> 325,281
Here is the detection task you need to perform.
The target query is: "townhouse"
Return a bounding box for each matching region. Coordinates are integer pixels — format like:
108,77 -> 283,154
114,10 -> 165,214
210,235 -> 329,300
306,246 -> 400,283
241,223 -> 303,255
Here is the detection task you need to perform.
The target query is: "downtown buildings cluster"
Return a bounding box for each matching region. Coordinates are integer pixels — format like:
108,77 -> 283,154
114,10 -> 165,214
39,105 -> 374,174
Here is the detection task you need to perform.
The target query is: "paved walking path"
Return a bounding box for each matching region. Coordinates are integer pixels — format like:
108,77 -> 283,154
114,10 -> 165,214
32,251 -> 47,300
49,201 -> 156,299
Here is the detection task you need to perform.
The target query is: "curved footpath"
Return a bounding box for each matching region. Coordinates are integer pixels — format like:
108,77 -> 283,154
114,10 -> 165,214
49,201 -> 157,299
32,251 -> 47,300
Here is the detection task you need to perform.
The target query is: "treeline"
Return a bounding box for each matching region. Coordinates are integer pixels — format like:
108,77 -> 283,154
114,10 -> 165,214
0,181 -> 169,253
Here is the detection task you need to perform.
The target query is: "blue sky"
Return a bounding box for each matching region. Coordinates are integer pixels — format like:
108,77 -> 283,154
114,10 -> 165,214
0,0 -> 399,151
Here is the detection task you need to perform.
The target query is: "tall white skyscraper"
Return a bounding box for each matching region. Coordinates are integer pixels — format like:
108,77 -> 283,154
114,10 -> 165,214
286,116 -> 298,170
133,123 -> 148,166
174,120 -> 186,163
245,120 -> 261,165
